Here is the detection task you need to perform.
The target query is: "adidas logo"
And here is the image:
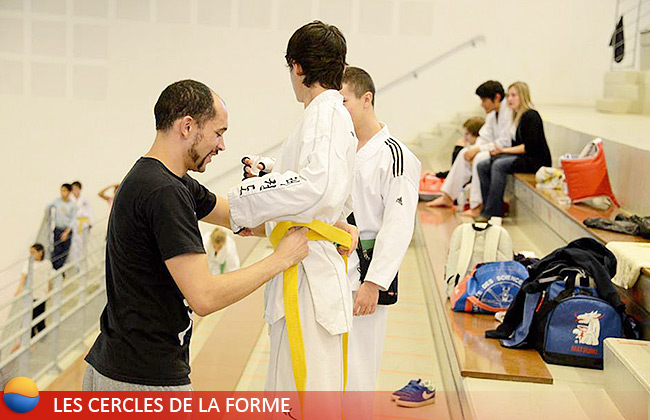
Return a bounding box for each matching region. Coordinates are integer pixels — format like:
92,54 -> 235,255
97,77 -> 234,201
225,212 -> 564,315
396,197 -> 403,205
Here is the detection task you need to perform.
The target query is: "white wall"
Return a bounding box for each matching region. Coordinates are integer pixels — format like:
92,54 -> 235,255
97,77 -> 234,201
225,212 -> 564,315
0,0 -> 616,271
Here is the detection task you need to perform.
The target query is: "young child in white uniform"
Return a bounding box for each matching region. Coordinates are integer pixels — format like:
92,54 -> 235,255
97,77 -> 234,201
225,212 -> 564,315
202,227 -> 240,274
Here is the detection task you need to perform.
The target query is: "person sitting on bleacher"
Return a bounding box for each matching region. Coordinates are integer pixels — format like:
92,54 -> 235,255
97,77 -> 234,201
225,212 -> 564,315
427,81 -> 512,216
476,82 -> 551,220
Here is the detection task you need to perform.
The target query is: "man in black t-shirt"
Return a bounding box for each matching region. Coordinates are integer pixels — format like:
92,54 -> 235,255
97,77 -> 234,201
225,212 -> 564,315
83,80 -> 309,390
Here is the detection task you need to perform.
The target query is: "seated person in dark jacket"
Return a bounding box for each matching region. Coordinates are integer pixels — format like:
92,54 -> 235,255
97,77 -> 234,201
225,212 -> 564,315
476,81 -> 551,219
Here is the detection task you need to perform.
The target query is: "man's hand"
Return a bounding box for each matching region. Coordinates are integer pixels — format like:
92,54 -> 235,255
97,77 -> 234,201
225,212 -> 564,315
334,221 -> 359,256
237,224 -> 266,237
464,146 -> 480,162
273,227 -> 309,270
354,281 -> 380,316
490,147 -> 503,157
61,228 -> 71,242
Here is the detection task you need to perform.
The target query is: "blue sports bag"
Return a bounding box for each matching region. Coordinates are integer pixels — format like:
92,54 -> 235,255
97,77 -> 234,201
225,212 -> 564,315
540,281 -> 623,369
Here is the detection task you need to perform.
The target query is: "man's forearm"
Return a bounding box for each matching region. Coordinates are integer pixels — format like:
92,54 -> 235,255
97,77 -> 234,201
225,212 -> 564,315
200,253 -> 287,314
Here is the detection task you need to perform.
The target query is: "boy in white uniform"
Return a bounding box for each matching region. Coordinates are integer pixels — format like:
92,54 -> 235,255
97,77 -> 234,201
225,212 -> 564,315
427,81 -> 512,216
228,21 -> 358,392
340,67 -> 420,392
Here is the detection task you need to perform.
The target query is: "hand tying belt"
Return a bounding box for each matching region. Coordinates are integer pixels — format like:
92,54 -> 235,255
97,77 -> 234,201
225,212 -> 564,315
269,219 -> 352,395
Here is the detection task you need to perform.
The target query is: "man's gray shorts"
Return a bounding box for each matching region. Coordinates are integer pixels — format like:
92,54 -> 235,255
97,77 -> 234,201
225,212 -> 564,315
82,365 -> 193,391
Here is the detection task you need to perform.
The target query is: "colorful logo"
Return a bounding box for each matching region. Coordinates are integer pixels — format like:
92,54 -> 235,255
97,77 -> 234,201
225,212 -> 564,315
573,310 -> 604,346
3,377 -> 39,413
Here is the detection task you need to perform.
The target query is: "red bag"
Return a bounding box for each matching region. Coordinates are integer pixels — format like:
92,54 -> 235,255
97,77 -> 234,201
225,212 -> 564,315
418,172 -> 443,201
560,139 -> 620,206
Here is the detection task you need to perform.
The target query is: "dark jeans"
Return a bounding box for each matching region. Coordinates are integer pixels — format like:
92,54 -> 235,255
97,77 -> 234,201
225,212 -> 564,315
52,227 -> 72,270
32,301 -> 46,338
477,155 -> 521,217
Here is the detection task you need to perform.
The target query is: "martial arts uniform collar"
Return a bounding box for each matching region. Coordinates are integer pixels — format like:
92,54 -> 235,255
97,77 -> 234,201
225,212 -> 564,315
356,122 -> 390,161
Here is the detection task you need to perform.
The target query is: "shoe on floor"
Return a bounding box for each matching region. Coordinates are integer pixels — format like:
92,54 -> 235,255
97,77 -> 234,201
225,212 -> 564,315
395,380 -> 436,408
391,378 -> 422,401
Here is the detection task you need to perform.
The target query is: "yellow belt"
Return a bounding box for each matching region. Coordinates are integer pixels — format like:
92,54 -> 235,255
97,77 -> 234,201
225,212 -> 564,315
269,220 -> 352,394
77,217 -> 90,233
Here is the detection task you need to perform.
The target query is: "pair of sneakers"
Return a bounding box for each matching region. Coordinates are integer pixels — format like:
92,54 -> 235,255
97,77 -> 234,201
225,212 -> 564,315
391,379 -> 436,407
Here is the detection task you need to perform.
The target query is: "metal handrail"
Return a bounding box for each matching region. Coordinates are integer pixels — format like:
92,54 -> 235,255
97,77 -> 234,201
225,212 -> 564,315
377,35 -> 486,94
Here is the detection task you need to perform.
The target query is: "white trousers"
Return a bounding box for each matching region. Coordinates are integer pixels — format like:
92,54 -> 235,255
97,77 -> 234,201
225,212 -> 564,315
266,272 -> 345,392
346,302 -> 388,391
440,148 -> 491,208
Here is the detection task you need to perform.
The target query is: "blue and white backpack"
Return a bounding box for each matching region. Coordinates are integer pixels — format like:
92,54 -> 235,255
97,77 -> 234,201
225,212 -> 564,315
451,261 -> 528,313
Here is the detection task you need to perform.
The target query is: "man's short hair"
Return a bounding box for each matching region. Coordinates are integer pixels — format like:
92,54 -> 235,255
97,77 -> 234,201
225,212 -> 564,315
475,80 -> 505,102
71,181 -> 82,189
285,21 -> 347,90
462,116 -> 485,137
31,243 -> 45,254
154,80 -> 216,131
61,183 -> 72,191
342,66 -> 376,106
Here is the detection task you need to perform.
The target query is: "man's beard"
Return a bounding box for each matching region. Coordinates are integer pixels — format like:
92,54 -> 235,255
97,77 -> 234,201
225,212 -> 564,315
188,131 -> 213,172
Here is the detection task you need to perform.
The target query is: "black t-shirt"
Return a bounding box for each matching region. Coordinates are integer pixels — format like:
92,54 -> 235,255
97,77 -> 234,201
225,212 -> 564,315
512,109 -> 552,172
85,157 -> 216,386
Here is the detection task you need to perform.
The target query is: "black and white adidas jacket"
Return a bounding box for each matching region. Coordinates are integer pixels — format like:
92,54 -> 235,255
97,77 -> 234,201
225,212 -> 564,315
348,123 -> 421,291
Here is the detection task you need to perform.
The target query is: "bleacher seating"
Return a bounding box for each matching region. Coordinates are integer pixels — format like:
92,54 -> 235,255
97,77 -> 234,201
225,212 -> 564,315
417,204 -> 554,384
512,173 -> 650,338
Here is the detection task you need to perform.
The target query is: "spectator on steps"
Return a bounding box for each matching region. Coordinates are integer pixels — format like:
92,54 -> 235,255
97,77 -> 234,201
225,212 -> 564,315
15,243 -> 54,337
98,183 -> 119,216
476,82 -> 552,220
48,183 -> 77,270
427,81 -> 512,217
71,181 -> 93,261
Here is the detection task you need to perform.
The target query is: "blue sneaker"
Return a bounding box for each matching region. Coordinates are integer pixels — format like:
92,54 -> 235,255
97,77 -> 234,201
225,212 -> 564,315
395,380 -> 435,407
391,379 -> 422,401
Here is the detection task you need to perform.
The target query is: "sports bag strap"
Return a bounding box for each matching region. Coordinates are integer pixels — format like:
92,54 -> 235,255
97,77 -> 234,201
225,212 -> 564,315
456,224 -> 477,278
467,295 -> 507,313
483,223 -> 501,262
553,275 -> 577,304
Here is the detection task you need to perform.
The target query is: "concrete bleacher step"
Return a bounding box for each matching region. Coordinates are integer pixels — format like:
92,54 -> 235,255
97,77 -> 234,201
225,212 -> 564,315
604,338 -> 650,420
596,98 -> 639,114
604,83 -> 641,101
416,131 -> 445,150
455,110 -> 484,125
438,122 -> 460,143
604,70 -> 642,85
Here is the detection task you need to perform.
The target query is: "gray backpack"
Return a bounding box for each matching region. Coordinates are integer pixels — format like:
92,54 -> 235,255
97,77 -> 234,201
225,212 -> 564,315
445,218 -> 514,297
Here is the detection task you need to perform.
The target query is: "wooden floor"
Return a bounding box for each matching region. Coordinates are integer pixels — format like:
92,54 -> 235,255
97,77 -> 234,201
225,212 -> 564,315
418,203 -> 553,385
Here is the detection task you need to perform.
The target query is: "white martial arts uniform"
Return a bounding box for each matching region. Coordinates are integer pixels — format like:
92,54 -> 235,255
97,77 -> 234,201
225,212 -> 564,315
441,105 -> 513,208
346,124 -> 420,392
228,90 -> 357,391
202,233 -> 240,274
71,194 -> 93,262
